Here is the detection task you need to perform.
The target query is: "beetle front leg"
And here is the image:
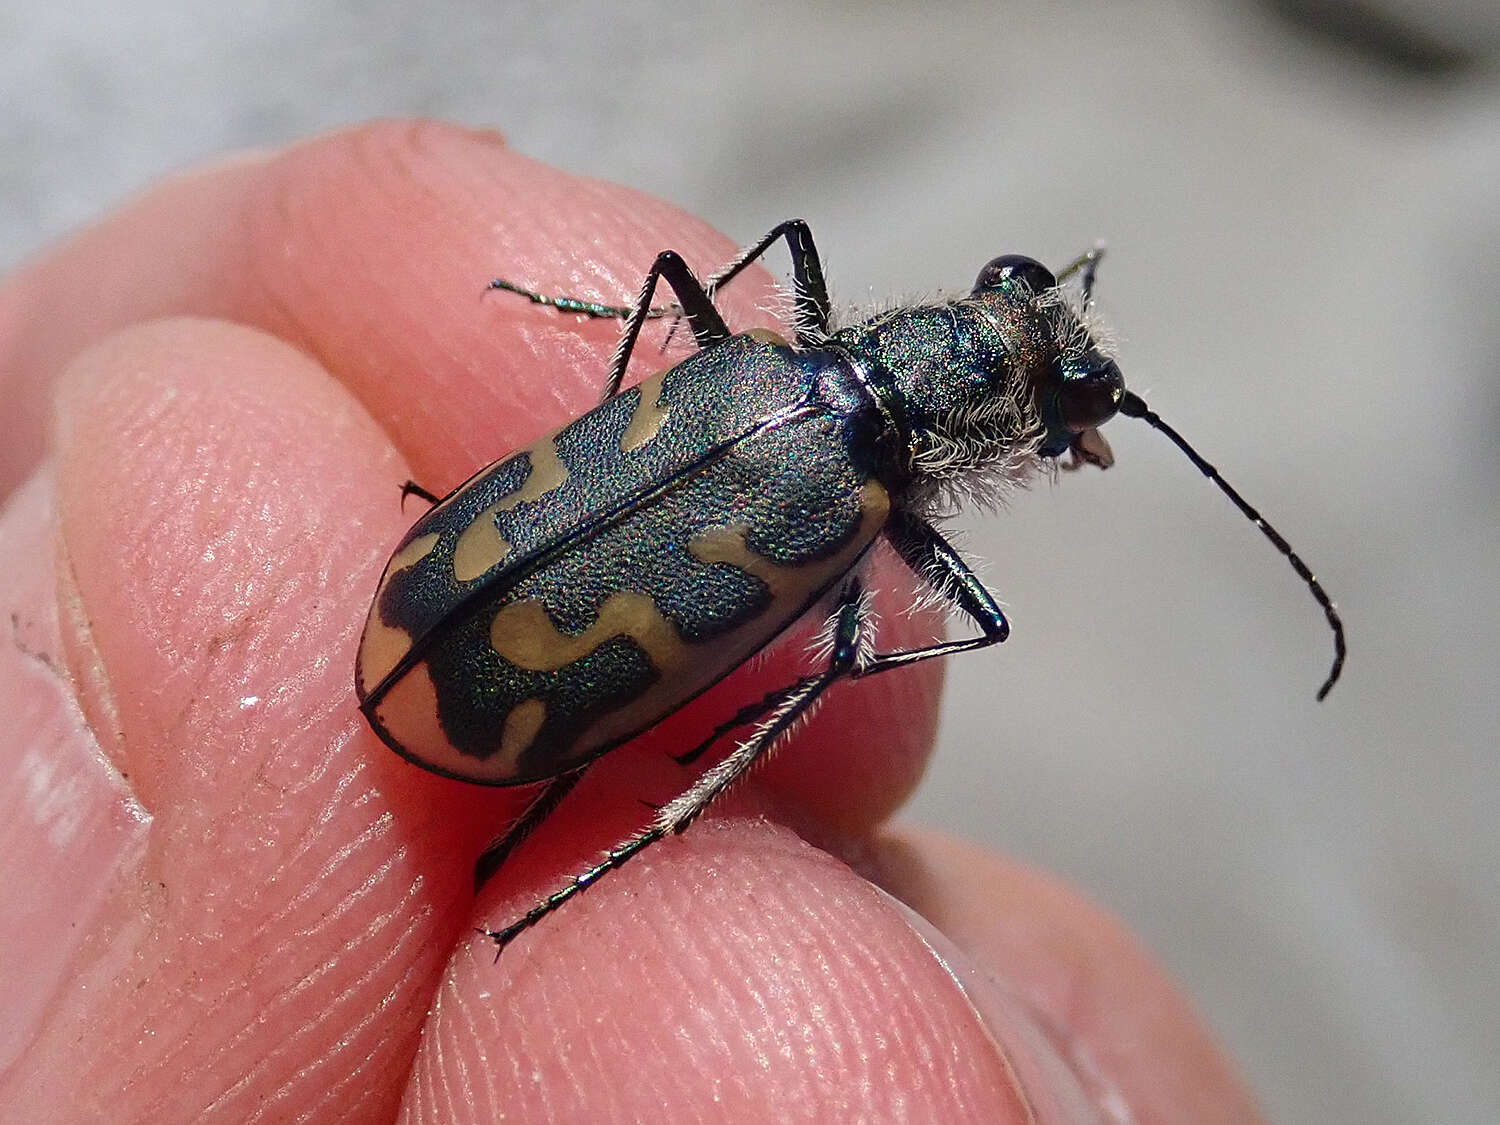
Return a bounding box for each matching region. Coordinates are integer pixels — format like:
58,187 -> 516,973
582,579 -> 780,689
484,579 -> 871,954
1055,242 -> 1107,305
853,511 -> 1010,679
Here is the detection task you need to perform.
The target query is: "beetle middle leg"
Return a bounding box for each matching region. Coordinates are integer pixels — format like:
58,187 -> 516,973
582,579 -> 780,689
399,480 -> 441,508
597,249 -> 733,401
484,577 -> 872,954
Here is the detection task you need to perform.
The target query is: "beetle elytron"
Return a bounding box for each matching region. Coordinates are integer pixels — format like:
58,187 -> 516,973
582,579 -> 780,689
354,220 -> 1344,951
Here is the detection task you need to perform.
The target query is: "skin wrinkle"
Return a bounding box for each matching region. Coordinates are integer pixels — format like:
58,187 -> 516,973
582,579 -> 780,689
238,778 -> 387,924
411,976 -> 450,1124
97,636 -> 423,1122
445,985 -> 484,1125
274,915 -> 429,1120
294,1055 -> 382,1125
912,945 -> 1038,1123
215,899 -> 407,1120
266,905 -> 431,1124
159,852 -> 415,1117
848,873 -> 1029,1117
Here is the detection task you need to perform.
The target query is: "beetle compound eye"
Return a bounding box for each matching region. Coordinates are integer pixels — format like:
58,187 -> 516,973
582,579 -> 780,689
1058,360 -> 1125,432
973,254 -> 1057,295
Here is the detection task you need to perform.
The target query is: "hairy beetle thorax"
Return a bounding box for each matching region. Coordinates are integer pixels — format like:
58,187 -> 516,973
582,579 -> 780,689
836,297 -> 1058,509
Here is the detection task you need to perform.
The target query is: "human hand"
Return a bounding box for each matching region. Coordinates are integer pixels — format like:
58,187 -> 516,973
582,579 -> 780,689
0,121 -> 1261,1122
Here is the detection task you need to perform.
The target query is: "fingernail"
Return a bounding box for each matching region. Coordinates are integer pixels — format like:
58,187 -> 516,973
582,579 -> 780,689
883,891 -> 1137,1125
0,471 -> 150,1071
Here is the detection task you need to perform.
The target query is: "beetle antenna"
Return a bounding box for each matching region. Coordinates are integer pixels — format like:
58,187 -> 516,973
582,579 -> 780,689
1118,392 -> 1345,699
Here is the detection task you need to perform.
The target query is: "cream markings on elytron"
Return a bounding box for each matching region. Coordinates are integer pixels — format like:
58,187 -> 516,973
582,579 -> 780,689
354,532 -> 440,687
495,698 -> 547,775
357,219 -> 1345,953
742,327 -> 791,347
561,479 -> 892,765
489,593 -> 681,673
452,479 -> 892,780
618,370 -> 671,453
451,439 -> 569,583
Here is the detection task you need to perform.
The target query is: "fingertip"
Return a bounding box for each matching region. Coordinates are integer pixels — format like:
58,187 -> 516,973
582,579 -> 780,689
51,317 -> 389,802
870,828 -> 1265,1124
410,817 -> 1038,1122
14,316 -> 510,1117
0,471 -> 151,1072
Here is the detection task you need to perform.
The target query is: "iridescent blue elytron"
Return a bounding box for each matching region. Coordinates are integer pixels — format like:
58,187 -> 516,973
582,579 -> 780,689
354,220 -> 1345,952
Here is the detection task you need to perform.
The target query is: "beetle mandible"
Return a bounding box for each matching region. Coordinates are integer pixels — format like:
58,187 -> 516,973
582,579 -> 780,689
354,219 -> 1345,952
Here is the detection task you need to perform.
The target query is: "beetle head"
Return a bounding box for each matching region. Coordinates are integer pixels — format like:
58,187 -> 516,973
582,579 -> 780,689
971,254 -> 1124,468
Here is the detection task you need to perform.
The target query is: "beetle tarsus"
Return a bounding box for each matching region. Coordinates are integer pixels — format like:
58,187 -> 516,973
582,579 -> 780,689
399,480 -> 440,508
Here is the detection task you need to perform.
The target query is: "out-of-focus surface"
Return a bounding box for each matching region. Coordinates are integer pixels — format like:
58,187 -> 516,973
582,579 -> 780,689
3,2 -> 1495,1121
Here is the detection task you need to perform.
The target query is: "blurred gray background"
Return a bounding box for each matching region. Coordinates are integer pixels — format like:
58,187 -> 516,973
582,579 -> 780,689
4,1 -> 1496,1121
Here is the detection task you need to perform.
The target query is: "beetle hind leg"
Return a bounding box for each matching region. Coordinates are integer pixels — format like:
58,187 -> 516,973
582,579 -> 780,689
472,768 -> 588,891
489,219 -> 833,404
669,679 -> 812,768
484,579 -> 870,955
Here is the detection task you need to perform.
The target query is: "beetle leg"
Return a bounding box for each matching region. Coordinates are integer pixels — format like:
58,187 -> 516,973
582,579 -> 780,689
670,680 -> 811,767
490,219 -> 830,392
484,579 -> 870,954
656,218 -> 832,355
472,767 -> 589,890
399,480 -> 440,508
698,219 -> 832,345
643,219 -> 838,354
852,511 -> 1011,678
600,249 -> 732,402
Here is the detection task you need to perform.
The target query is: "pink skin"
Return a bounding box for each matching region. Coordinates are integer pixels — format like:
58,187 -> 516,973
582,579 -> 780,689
0,122 -> 1261,1122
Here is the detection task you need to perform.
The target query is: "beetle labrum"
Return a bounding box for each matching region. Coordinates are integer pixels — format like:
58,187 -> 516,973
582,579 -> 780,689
354,220 -> 1344,952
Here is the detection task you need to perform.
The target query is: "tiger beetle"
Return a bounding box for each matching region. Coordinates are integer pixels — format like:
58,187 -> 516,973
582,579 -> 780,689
354,219 -> 1345,953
